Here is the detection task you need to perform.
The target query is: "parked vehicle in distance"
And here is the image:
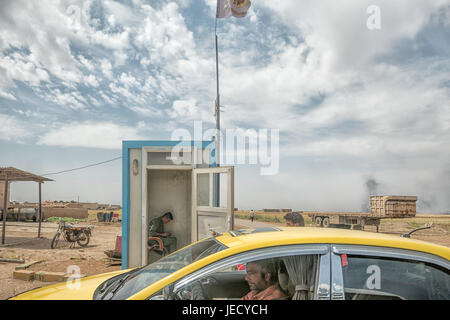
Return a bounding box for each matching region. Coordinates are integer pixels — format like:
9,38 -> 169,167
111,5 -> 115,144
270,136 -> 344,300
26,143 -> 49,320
0,207 -> 41,222
9,227 -> 450,300
309,196 -> 418,231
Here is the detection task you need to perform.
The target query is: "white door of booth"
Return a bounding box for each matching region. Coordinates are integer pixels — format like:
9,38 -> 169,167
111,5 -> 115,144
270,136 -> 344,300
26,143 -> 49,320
192,167 -> 234,242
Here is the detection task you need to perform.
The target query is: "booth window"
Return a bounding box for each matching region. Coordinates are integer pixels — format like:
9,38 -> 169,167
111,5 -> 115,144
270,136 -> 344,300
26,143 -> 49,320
197,173 -> 209,206
147,151 -> 192,166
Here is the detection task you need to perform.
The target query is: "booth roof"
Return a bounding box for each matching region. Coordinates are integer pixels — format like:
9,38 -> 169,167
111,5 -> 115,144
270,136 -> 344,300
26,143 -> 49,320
0,167 -> 53,182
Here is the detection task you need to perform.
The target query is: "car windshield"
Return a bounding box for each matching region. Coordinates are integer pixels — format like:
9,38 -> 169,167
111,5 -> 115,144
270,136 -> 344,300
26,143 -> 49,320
98,237 -> 227,300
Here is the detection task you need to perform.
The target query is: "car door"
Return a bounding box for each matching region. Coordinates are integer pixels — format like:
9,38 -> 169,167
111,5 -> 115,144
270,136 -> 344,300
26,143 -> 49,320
330,245 -> 450,300
149,244 -> 333,300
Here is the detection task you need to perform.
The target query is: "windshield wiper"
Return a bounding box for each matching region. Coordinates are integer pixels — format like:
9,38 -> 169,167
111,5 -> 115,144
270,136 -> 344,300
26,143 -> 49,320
97,268 -> 142,300
105,273 -> 136,299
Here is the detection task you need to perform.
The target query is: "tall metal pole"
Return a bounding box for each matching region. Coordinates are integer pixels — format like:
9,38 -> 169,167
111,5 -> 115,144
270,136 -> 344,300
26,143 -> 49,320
2,177 -> 8,245
215,18 -> 221,206
215,19 -> 221,167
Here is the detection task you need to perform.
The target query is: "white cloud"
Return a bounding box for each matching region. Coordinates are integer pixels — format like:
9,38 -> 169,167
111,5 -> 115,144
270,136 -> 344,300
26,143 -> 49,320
168,99 -> 214,124
38,121 -> 145,149
0,1 -> 85,85
212,3 -> 450,156
102,0 -> 136,26
0,54 -> 50,89
77,55 -> 95,72
259,0 -> 450,70
118,73 -> 139,88
100,59 -> 113,79
0,0 -> 137,95
135,3 -> 196,66
130,106 -> 162,117
84,74 -> 100,87
0,90 -> 16,101
43,89 -> 87,110
109,81 -> 147,105
168,99 -> 198,118
99,90 -> 117,105
0,0 -> 216,127
0,113 -> 30,142
90,29 -> 130,52
178,0 -> 193,9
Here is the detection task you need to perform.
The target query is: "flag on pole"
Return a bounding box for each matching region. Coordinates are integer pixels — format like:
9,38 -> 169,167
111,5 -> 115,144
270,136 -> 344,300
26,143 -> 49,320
216,0 -> 252,19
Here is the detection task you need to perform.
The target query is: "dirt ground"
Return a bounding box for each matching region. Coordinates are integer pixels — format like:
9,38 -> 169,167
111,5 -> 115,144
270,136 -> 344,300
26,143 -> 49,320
1,213 -> 449,300
0,220 -> 121,300
370,215 -> 450,247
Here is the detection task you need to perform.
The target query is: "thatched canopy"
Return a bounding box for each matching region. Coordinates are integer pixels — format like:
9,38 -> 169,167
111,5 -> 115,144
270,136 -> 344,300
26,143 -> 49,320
1,167 -> 53,244
0,167 -> 53,182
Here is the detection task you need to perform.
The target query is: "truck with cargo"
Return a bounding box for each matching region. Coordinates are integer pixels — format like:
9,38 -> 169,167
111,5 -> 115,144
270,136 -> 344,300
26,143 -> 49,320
308,196 -> 418,232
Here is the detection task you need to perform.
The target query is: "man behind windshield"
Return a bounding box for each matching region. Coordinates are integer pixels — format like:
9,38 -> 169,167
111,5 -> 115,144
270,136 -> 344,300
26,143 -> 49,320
241,259 -> 287,300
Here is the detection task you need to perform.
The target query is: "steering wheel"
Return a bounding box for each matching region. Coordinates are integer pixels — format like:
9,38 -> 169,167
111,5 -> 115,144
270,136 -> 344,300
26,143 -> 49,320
169,280 -> 205,300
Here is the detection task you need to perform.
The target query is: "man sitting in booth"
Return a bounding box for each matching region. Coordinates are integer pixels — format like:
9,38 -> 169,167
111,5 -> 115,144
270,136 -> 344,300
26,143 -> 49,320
148,212 -> 177,254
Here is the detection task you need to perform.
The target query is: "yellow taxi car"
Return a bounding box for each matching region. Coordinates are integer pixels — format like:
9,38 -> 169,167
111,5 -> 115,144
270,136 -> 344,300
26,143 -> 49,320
9,227 -> 450,300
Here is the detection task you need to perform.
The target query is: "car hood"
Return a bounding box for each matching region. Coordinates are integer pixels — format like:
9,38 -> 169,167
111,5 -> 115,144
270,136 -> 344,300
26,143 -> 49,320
9,269 -> 133,300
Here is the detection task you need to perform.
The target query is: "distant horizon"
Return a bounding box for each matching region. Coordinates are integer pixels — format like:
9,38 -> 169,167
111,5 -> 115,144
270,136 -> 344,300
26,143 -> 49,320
4,197 -> 450,215
7,198 -> 122,207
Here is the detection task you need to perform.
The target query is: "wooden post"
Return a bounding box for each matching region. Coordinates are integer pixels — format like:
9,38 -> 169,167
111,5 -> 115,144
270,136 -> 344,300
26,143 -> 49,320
0,258 -> 25,264
38,182 -> 42,238
2,178 -> 8,245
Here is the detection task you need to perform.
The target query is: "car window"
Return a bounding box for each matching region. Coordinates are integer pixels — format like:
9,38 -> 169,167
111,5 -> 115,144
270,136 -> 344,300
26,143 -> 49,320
341,254 -> 450,300
153,253 -> 320,301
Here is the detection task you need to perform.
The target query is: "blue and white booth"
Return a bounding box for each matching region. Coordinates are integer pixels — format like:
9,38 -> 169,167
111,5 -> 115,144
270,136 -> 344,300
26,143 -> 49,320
122,140 -> 234,269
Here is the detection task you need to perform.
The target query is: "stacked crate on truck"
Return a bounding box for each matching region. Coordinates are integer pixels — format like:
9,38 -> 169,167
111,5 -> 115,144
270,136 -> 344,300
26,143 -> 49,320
308,196 -> 418,232
370,196 -> 417,218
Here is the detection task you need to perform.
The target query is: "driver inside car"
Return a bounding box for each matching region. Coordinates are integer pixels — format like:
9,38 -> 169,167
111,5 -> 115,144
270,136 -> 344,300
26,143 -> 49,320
187,259 -> 287,300
241,259 -> 287,300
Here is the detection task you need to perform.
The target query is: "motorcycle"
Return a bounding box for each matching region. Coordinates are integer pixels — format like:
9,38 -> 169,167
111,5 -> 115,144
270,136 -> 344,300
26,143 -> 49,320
51,219 -> 94,249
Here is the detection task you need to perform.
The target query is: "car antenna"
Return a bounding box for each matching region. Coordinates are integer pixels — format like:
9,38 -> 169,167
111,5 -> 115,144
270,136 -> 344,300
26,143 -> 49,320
401,222 -> 433,238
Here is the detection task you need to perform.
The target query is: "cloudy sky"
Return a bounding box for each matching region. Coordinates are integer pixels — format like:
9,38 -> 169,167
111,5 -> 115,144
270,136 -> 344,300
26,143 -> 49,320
0,0 -> 449,213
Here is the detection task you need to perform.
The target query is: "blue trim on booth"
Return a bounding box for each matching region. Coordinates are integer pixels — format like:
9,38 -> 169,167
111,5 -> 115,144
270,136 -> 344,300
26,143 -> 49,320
121,141 -> 129,270
121,140 -> 216,269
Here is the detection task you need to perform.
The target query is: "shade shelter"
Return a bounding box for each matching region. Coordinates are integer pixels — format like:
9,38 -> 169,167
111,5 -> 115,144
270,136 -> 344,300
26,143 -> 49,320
0,167 -> 53,244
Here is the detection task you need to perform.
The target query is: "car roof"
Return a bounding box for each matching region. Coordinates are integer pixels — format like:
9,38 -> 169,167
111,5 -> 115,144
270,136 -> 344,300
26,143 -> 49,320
215,227 -> 450,260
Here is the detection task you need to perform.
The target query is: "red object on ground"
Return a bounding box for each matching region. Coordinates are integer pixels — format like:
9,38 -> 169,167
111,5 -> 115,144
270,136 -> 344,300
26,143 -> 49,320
115,236 -> 122,252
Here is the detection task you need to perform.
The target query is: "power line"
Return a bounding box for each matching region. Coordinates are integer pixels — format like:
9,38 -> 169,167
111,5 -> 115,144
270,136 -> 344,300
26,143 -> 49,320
41,156 -> 122,176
